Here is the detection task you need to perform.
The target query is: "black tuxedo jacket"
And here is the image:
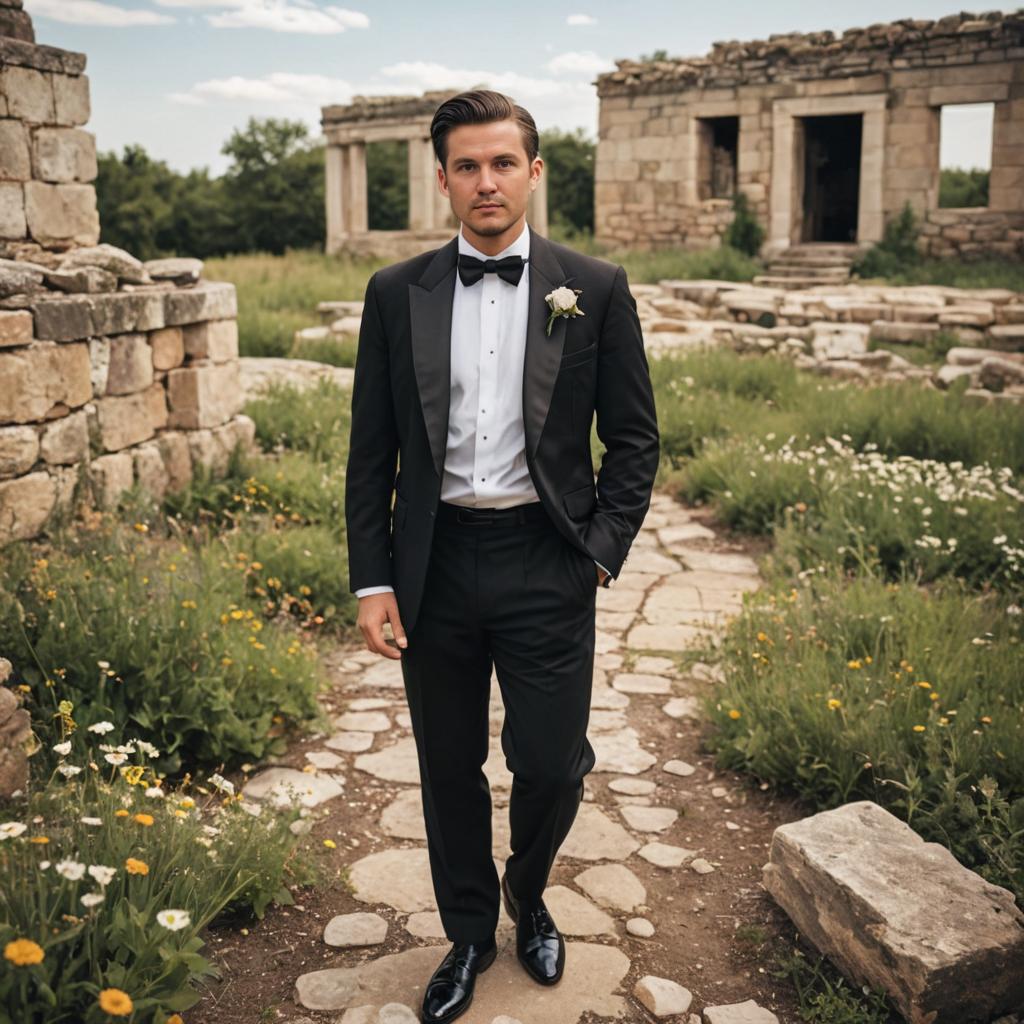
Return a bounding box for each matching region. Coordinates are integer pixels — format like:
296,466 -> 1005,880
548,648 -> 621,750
344,224 -> 660,637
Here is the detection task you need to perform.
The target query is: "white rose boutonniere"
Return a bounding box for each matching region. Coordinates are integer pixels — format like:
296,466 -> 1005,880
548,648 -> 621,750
544,286 -> 584,337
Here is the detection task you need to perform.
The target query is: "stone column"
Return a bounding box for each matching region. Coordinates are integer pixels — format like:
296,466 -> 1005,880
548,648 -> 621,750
769,106 -> 795,249
325,143 -> 345,254
346,142 -> 368,235
858,108 -> 885,243
408,137 -> 437,231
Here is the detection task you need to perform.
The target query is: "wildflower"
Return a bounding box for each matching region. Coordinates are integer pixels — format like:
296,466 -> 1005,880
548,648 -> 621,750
133,813 -> 154,827
168,1017 -> 184,1024
57,764 -> 83,777
81,892 -> 105,908
29,836 -> 49,845
4,938 -> 44,966
80,817 -> 103,827
52,741 -> 72,755
0,822 -> 27,840
323,838 -> 337,849
88,721 -> 114,735
912,725 -> 926,733
728,709 -> 741,720
98,988 -> 133,1016
980,715 -> 992,724
209,773 -> 235,795
135,740 -> 160,758
827,698 -> 842,710
756,631 -> 768,642
104,753 -> 128,766
124,857 -> 149,875
178,797 -> 196,809
916,681 -> 931,689
114,809 -> 129,818
39,860 -> 50,869
847,659 -> 862,670
88,865 -> 116,886
929,692 -> 940,701
145,787 -> 165,799
55,859 -> 86,881
133,522 -> 148,533
156,909 -> 191,931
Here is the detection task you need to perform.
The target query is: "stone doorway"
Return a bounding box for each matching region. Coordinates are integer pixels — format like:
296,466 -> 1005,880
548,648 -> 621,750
799,114 -> 862,243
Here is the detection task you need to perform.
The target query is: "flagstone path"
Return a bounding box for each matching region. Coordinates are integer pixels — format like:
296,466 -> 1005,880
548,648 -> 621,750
201,489 -> 805,1024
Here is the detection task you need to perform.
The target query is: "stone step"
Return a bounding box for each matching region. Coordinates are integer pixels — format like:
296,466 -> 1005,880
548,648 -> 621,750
770,254 -> 856,268
766,265 -> 851,279
753,274 -> 847,290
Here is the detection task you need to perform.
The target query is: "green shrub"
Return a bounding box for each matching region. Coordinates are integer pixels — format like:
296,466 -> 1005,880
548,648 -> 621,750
0,721 -> 316,1023
853,202 -> 921,279
704,569 -> 1024,899
723,191 -> 766,257
245,377 -> 351,464
939,167 -> 989,209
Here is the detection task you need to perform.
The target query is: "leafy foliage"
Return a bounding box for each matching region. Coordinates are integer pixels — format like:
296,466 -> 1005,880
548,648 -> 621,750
723,191 -> 766,257
939,167 -> 990,209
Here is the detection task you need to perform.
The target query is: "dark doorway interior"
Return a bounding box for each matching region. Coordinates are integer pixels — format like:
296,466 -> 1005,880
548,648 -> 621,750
697,116 -> 738,200
801,114 -> 862,242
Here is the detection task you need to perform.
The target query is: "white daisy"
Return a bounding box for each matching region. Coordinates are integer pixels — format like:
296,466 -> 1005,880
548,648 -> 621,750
52,741 -> 72,756
55,859 -> 86,881
0,822 -> 27,840
87,721 -> 115,735
57,764 -> 83,777
81,892 -> 105,908
208,773 -> 234,795
156,909 -> 191,931
87,864 -> 116,886
80,817 -> 103,827
103,752 -> 128,766
144,787 -> 165,799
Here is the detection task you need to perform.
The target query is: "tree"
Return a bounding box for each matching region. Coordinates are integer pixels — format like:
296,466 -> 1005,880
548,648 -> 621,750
539,127 -> 595,235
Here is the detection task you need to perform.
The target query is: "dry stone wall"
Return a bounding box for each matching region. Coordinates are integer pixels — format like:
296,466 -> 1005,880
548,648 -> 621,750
0,2 -> 252,546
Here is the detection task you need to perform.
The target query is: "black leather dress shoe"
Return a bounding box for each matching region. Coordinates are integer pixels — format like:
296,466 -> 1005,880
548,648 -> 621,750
500,873 -> 565,985
420,935 -> 497,1024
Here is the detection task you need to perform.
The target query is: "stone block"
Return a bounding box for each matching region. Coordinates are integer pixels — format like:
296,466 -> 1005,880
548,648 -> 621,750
0,470 -> 54,545
166,361 -> 242,429
87,451 -> 133,510
0,424 -> 37,478
31,294 -> 92,341
31,127 -> 97,183
0,341 -> 90,424
89,290 -> 165,335
156,431 -> 192,492
869,320 -> 940,345
94,384 -> 164,451
182,318 -> 238,363
88,336 -> 108,396
23,181 -> 99,246
0,65 -> 54,123
106,333 -> 153,394
988,324 -> 1024,352
763,800 -> 1024,1024
0,180 -> 26,238
0,309 -> 31,347
149,326 -> 184,370
0,119 -> 30,179
163,281 -> 237,325
131,442 -> 166,502
51,72 -> 89,127
38,408 -> 87,464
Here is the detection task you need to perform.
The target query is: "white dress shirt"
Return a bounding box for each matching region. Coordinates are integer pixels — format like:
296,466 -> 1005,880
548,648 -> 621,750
355,221 -> 606,598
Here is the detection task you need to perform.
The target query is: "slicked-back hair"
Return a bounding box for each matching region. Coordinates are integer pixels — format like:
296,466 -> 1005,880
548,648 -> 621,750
430,89 -> 539,172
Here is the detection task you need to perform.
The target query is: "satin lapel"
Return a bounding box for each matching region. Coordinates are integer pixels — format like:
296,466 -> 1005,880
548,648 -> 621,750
408,236 -> 458,480
524,225 -> 569,461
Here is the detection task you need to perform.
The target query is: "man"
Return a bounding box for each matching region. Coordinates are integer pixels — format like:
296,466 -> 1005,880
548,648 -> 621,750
344,89 -> 659,1024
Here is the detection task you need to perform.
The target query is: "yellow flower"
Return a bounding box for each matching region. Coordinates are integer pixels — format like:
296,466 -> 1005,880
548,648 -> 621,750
98,988 -> 134,1016
120,765 -> 145,786
5,938 -> 44,966
133,523 -> 148,533
827,698 -> 842,710
230,609 -> 245,620
980,715 -> 992,724
181,599 -> 197,610
756,631 -> 768,642
114,809 -> 129,818
29,836 -> 49,845
912,725 -> 926,732
929,692 -> 940,701
323,839 -> 336,849
846,659 -> 862,670
864,656 -> 873,664
916,681 -> 931,689
728,709 -> 741,720
174,809 -> 187,818
168,1016 -> 184,1024
125,857 -> 149,875
133,813 -> 154,827
179,797 -> 195,809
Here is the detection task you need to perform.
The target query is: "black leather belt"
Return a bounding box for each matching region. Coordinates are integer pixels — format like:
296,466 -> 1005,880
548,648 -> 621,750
437,500 -> 548,527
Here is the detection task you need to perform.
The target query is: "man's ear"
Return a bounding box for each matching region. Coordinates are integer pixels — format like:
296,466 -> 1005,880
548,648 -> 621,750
437,164 -> 449,197
530,156 -> 543,190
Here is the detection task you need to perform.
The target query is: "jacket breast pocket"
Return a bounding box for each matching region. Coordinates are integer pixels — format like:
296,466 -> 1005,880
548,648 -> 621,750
559,342 -> 597,370
562,483 -> 596,521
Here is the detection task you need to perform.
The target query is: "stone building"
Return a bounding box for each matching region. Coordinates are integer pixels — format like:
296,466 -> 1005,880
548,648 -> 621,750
322,89 -> 548,258
0,0 -> 251,546
595,10 -> 1024,260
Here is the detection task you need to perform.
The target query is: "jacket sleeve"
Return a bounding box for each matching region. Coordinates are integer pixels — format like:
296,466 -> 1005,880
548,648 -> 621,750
583,264 -> 660,579
345,271 -> 399,593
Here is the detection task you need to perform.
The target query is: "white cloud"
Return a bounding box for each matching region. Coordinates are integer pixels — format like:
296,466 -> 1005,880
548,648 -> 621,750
24,0 -> 174,26
166,91 -> 206,106
378,61 -> 589,101
566,13 -> 596,25
545,51 -> 615,75
151,0 -> 368,33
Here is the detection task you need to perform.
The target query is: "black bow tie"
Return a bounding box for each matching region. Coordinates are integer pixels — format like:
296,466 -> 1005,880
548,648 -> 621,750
457,253 -> 526,287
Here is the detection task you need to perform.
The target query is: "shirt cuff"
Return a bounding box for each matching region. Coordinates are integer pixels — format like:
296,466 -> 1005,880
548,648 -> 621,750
355,585 -> 395,598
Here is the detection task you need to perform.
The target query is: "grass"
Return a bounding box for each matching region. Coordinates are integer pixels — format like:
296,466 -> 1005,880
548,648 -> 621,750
857,258 -> 1024,292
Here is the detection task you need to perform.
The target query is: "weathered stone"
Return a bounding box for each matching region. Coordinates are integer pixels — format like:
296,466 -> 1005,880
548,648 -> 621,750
979,356 -> 1024,392
38,409 -> 86,464
32,127 -> 97,183
626,917 -> 655,937
155,431 -> 191,492
44,265 -> 116,294
703,1000 -> 780,1024
765,801 -> 1024,1024
106,333 -> 153,394
0,258 -> 45,299
590,727 -> 657,775
323,912 -> 388,948
305,750 -> 343,770
58,242 -> 147,283
144,257 -> 202,285
626,622 -> 716,651
608,777 -> 656,796
560,801 -> 641,861
241,767 -> 344,809
0,309 -> 31,348
131,442 -> 166,502
182,318 -> 238,363
404,910 -> 446,939
574,863 -> 646,912
620,805 -> 679,833
663,759 -> 696,776
94,385 -> 164,451
639,842 -> 696,868
354,736 -> 420,784
634,975 -> 693,1017
149,326 -> 184,370
690,858 -> 715,874
87,451 -> 132,510
163,281 -> 237,324
335,711 -> 391,733
89,291 -> 165,335
544,885 -> 616,936
23,181 -> 99,247
325,731 -> 375,753
0,341 -> 90,424
0,424 -> 38,477
166,361 -> 242,429
349,849 -> 437,913
0,469 -> 53,543
663,696 -> 702,720
611,672 -> 671,694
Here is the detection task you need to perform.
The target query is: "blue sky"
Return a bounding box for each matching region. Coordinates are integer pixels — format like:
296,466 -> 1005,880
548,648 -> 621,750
24,0 -> 1001,176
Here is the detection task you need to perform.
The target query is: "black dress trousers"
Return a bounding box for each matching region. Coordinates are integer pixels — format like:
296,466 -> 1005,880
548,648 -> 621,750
398,499 -> 597,944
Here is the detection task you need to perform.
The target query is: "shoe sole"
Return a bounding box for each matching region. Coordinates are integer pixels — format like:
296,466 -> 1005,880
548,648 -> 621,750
419,944 -> 497,1024
501,876 -> 564,987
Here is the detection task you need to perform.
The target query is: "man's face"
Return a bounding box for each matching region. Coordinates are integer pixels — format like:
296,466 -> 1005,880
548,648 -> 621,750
437,118 -> 542,249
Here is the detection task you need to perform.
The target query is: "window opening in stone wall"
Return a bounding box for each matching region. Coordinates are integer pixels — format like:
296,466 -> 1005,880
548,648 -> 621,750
366,140 -> 409,230
938,102 -> 993,208
799,114 -> 862,243
696,116 -> 738,200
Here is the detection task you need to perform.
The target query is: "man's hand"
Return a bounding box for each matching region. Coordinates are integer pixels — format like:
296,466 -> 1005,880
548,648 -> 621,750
596,565 -> 610,587
357,592 -> 407,659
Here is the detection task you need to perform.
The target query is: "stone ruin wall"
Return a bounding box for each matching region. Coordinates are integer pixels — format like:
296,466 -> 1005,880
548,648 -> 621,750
595,11 -> 1024,259
0,0 -> 252,547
